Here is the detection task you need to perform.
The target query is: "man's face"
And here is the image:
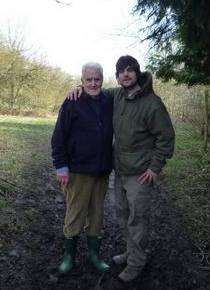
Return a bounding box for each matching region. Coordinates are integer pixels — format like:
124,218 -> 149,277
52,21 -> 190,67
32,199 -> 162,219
117,66 -> 138,89
82,68 -> 103,96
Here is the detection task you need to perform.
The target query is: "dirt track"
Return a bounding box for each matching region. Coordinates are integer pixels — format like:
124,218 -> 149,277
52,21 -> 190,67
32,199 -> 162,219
0,165 -> 209,290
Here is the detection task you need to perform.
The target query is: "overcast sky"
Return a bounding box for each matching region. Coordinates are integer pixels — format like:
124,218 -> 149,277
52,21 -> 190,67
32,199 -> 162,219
0,0 -> 149,78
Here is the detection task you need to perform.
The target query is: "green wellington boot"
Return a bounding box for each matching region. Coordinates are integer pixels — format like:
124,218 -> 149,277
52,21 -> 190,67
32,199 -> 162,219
87,236 -> 110,272
59,236 -> 78,274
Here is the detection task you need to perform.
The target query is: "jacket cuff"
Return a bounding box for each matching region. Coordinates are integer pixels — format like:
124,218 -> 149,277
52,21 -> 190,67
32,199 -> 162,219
148,160 -> 166,175
56,166 -> 69,174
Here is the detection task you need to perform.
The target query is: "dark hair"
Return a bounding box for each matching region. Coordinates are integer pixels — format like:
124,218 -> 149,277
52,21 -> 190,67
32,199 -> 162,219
115,55 -> 141,79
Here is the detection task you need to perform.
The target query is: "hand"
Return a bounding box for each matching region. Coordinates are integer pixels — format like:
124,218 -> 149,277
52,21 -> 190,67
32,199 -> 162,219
57,171 -> 70,187
66,85 -> 83,101
137,169 -> 157,184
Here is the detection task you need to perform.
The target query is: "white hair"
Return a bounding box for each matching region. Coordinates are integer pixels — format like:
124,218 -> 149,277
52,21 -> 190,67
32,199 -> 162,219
81,62 -> 103,78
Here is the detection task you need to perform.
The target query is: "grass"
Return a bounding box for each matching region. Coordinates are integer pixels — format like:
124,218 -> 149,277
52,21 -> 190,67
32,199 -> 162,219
0,116 -> 209,246
163,123 -> 210,246
0,198 -> 8,209
0,115 -> 56,190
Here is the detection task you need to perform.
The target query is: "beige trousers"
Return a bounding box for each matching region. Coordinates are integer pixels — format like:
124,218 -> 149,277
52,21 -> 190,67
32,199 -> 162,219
63,173 -> 109,238
115,174 -> 152,268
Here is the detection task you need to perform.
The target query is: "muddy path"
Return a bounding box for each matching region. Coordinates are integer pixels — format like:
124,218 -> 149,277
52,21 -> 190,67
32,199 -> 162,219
0,163 -> 209,289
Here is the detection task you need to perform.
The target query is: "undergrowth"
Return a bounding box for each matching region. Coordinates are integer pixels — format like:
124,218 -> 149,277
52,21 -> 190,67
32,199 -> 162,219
164,123 -> 210,247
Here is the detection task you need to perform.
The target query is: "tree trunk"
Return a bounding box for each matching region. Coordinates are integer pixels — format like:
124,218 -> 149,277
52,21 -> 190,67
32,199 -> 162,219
9,83 -> 15,111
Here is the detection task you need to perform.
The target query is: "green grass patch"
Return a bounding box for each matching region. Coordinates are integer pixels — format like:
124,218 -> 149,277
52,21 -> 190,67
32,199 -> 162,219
164,123 -> 210,245
0,198 -> 8,209
0,115 -> 56,188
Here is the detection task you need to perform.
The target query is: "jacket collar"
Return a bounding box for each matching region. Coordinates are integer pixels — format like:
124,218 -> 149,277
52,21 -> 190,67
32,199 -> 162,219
82,91 -> 103,100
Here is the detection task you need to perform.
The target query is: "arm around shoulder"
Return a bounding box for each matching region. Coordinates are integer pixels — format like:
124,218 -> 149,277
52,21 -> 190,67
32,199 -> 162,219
102,87 -> 121,100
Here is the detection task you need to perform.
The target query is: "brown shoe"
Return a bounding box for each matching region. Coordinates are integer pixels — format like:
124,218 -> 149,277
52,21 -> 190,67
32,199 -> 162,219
118,265 -> 142,282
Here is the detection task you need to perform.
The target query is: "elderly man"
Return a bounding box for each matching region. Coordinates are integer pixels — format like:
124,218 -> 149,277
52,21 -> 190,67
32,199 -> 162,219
51,62 -> 113,274
68,55 -> 175,283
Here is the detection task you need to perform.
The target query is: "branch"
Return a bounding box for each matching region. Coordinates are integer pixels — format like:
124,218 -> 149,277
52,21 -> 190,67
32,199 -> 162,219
54,0 -> 72,6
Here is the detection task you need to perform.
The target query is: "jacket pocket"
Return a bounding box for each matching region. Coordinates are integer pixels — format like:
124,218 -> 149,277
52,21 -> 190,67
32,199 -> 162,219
116,150 -> 152,174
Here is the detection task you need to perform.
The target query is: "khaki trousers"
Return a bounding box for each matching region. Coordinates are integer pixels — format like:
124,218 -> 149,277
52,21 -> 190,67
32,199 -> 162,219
63,173 -> 109,238
115,174 -> 152,268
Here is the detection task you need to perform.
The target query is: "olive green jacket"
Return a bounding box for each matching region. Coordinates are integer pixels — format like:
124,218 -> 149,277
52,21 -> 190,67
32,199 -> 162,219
105,72 -> 175,175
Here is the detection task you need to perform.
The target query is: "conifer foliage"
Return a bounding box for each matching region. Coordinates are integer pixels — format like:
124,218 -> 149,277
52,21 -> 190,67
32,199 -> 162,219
134,0 -> 210,85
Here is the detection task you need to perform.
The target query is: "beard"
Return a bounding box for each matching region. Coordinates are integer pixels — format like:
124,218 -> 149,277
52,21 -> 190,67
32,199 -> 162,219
122,80 -> 138,90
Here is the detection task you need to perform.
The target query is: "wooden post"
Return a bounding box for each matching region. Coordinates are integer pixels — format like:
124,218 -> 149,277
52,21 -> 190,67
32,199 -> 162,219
204,88 -> 210,152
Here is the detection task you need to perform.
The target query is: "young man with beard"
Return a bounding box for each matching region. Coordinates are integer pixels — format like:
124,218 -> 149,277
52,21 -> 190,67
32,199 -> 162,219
51,63 -> 113,274
68,55 -> 175,283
